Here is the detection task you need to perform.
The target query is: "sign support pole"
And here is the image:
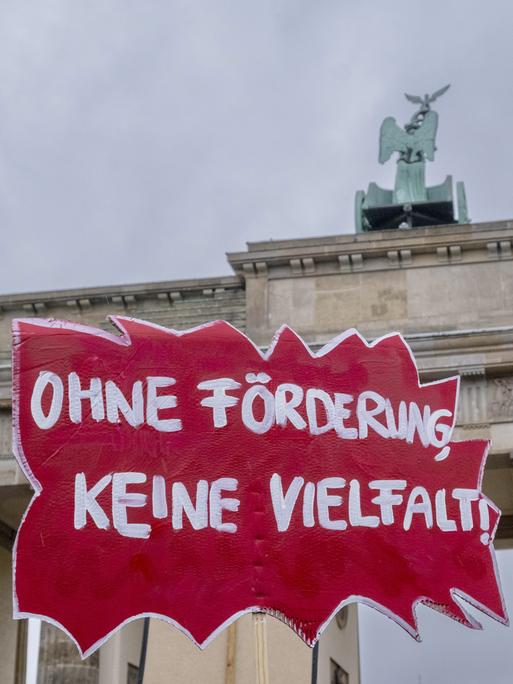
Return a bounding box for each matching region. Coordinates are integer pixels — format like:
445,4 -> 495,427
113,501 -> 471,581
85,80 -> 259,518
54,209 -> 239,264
252,613 -> 269,684
224,623 -> 237,684
136,617 -> 150,684
310,641 -> 319,684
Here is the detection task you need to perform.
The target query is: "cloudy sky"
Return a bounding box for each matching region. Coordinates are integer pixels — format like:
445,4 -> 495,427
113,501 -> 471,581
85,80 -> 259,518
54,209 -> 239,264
2,2 -> 513,682
1,1 -> 512,294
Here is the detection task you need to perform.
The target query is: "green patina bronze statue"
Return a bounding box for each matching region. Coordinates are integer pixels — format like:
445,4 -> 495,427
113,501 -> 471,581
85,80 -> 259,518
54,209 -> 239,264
355,85 -> 469,232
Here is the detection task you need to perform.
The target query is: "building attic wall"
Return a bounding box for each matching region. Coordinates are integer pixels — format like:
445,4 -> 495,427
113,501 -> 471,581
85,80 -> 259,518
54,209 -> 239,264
228,220 -> 513,345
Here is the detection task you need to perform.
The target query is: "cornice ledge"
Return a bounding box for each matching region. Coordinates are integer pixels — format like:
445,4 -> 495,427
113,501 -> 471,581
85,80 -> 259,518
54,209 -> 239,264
0,275 -> 244,313
227,220 -> 513,278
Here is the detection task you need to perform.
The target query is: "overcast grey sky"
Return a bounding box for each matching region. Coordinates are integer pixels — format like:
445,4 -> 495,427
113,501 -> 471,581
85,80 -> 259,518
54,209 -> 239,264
1,1 -> 513,294
2,2 -> 513,681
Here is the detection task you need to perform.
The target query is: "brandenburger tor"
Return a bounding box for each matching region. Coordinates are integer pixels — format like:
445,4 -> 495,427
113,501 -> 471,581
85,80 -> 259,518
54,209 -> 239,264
0,87 -> 511,684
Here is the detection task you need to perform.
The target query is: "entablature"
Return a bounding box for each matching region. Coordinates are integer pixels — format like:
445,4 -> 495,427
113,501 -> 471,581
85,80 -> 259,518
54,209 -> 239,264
227,220 -> 513,279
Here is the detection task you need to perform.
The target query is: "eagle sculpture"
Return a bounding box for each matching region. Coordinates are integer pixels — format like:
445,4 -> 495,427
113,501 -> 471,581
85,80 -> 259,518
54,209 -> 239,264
379,109 -> 438,164
404,83 -> 450,109
379,84 -> 450,165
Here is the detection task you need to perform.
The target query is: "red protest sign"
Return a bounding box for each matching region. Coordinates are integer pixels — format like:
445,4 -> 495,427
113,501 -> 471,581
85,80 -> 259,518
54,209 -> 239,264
12,317 -> 508,656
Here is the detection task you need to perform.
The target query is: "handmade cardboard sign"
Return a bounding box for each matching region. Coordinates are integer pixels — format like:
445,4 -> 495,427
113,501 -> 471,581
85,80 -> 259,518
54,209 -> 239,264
12,317 -> 508,656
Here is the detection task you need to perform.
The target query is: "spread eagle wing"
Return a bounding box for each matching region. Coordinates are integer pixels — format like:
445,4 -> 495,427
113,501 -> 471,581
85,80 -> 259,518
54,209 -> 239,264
379,111 -> 439,163
379,116 -> 408,163
429,83 -> 450,103
410,109 -> 438,161
405,93 -> 423,104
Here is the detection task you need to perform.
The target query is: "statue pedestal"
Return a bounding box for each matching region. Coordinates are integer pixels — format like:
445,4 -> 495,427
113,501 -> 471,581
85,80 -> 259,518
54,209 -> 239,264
355,174 -> 469,232
394,160 -> 427,203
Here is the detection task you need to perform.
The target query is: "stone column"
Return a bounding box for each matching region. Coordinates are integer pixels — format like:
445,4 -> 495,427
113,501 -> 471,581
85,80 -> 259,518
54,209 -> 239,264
458,368 -> 488,426
37,623 -> 98,684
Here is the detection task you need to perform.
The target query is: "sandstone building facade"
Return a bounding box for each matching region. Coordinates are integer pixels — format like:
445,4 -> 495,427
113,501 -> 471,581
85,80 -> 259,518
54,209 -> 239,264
0,219 -> 512,683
